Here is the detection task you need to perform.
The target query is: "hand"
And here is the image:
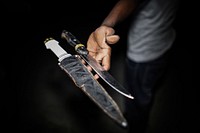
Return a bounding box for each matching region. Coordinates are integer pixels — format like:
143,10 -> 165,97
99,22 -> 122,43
86,25 -> 120,79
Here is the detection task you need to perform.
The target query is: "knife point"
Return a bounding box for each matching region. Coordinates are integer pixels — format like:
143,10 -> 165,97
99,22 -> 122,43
129,95 -> 134,99
121,121 -> 128,128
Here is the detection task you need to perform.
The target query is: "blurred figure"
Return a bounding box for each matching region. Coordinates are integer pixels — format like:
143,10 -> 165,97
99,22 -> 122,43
86,0 -> 180,132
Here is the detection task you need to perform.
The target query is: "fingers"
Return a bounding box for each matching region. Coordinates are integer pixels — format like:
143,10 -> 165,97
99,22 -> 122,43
86,53 -> 110,80
94,74 -> 100,80
100,25 -> 115,36
93,26 -> 116,49
87,33 -> 98,55
85,26 -> 116,79
86,64 -> 100,80
101,54 -> 111,71
106,35 -> 120,44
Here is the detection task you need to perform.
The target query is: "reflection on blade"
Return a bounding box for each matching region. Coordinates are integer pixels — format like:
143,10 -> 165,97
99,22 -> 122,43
81,54 -> 134,99
61,30 -> 133,99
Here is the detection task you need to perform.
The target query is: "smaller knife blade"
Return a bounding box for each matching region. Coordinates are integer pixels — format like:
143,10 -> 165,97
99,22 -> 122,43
61,30 -> 134,99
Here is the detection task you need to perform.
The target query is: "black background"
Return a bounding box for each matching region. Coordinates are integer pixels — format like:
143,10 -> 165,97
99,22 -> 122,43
1,1 -> 193,133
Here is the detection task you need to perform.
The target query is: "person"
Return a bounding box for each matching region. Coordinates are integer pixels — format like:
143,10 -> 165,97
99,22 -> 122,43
86,0 -> 180,133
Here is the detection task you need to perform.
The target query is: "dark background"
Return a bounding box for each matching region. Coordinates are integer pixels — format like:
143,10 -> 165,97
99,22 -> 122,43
1,1 -> 193,133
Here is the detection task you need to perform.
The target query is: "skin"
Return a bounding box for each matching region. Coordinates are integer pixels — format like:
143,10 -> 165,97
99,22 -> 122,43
86,0 -> 138,79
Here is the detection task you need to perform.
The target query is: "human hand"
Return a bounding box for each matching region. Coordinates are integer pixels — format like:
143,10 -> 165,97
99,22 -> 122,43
86,25 -> 120,79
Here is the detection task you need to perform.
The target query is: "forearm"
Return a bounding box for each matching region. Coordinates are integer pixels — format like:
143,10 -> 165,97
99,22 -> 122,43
101,0 -> 138,27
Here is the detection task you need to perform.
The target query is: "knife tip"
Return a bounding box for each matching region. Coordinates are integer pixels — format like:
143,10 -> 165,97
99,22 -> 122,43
125,94 -> 134,99
121,121 -> 128,128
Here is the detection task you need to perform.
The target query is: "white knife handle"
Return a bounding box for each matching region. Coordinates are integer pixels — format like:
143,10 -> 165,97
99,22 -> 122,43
44,38 -> 71,62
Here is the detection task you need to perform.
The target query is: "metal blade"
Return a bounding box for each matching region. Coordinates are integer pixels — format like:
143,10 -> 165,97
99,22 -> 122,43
81,54 -> 134,99
61,30 -> 134,99
44,38 -> 128,127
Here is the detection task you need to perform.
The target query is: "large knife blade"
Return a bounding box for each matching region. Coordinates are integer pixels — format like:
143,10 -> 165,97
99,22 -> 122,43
61,30 -> 134,99
44,38 -> 128,128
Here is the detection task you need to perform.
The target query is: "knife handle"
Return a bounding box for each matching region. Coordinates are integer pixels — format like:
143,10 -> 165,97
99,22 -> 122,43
44,37 -> 72,62
61,30 -> 89,55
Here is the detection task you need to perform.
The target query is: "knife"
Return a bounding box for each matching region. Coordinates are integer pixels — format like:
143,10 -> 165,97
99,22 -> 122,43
61,30 -> 134,99
44,37 -> 128,128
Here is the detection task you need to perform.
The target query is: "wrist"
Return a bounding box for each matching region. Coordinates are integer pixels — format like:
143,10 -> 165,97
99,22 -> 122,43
101,21 -> 115,28
99,25 -> 113,29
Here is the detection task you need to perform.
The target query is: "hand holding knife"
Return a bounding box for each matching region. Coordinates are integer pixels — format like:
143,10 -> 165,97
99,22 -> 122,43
61,30 -> 134,100
44,37 -> 129,127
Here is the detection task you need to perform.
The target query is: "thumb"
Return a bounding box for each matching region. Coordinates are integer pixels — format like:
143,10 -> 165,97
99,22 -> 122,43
106,35 -> 120,44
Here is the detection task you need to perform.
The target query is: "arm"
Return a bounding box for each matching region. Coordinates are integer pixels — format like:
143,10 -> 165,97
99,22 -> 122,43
87,0 -> 138,71
101,0 -> 137,27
